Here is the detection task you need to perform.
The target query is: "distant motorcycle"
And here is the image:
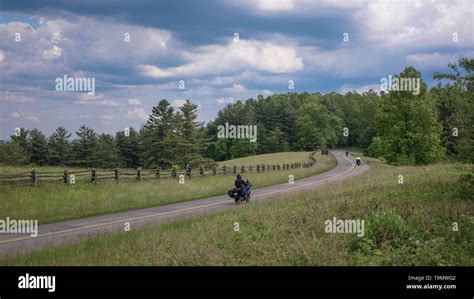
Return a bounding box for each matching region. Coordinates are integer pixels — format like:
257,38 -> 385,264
228,180 -> 252,204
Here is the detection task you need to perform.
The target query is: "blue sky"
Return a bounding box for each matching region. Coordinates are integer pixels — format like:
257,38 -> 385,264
0,0 -> 473,139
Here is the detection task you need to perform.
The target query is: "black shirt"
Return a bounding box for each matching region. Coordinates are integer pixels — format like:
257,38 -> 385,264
235,179 -> 244,188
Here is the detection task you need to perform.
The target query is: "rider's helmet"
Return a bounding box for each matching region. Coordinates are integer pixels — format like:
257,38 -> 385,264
356,157 -> 361,160
237,174 -> 242,179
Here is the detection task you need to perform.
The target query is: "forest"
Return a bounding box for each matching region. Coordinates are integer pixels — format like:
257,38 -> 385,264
1,58 -> 472,169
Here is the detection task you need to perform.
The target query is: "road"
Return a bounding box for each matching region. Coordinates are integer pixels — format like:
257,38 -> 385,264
0,150 -> 369,259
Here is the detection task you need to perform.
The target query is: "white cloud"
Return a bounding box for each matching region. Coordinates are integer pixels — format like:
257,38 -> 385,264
10,111 -> 39,122
262,89 -> 274,96
138,39 -> 304,78
360,0 -> 473,48
127,107 -> 148,121
101,114 -> 115,120
406,52 -> 464,68
42,45 -> 62,60
0,91 -> 35,102
10,112 -> 21,118
256,0 -> 295,11
75,93 -> 120,107
172,99 -> 187,108
217,97 -> 235,105
223,84 -> 247,94
128,98 -> 142,106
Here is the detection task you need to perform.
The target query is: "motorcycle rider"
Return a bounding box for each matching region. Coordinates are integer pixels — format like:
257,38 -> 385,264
235,174 -> 246,197
356,157 -> 361,166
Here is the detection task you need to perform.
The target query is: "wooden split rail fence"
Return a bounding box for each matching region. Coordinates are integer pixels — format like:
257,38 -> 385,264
0,151 -> 321,188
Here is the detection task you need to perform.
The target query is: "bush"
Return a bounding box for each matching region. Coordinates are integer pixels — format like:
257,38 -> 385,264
455,168 -> 474,200
351,209 -> 408,252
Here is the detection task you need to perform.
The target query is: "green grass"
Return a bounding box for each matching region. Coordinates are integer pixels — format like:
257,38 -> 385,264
0,151 -> 336,224
217,151 -> 315,166
3,157 -> 472,266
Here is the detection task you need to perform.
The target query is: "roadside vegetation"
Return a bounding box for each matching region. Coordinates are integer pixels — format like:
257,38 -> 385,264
3,156 -> 472,266
0,152 -> 335,224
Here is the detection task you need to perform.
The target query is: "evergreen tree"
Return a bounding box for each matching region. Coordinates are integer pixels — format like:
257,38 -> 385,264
140,99 -> 178,168
27,128 -> 48,165
48,127 -> 72,165
176,100 -> 212,167
0,142 -> 29,165
73,125 -> 98,167
96,133 -> 121,168
116,127 -> 141,168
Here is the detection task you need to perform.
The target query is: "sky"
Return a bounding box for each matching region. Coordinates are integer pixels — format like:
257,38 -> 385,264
0,0 -> 473,140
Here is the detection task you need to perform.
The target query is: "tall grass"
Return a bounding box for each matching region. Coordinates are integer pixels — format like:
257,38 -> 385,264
3,157 -> 472,266
0,152 -> 335,224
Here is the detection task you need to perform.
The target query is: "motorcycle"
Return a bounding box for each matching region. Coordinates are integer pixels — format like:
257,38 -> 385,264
356,159 -> 361,166
228,180 -> 252,204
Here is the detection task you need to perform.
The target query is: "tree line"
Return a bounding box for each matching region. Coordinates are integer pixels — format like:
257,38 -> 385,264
0,58 -> 472,168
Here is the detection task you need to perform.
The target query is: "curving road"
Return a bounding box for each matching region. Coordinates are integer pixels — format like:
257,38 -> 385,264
0,150 -> 369,259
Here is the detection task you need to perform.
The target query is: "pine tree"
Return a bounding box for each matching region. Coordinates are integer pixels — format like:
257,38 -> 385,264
140,99 -> 178,168
96,133 -> 121,168
27,128 -> 48,165
48,127 -> 72,165
116,127 -> 141,168
73,125 -> 98,167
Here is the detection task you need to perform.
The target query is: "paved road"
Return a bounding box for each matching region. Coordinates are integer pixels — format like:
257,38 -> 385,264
0,150 -> 369,259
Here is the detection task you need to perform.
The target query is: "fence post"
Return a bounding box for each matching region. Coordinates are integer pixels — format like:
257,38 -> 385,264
223,165 -> 227,175
262,164 -> 265,172
241,165 -> 245,173
156,167 -> 161,179
212,166 -> 216,176
200,165 -> 205,177
273,165 -> 276,171
91,168 -> 96,184
249,165 -> 252,173
257,164 -> 260,172
31,168 -> 37,185
233,165 -> 236,174
136,167 -> 141,181
63,168 -> 68,184
114,168 -> 119,183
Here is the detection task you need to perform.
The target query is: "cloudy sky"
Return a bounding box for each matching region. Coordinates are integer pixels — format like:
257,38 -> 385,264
0,0 -> 473,139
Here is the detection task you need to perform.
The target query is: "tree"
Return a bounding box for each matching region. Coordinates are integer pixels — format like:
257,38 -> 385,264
96,134 -> 121,168
73,125 -> 98,167
140,99 -> 179,168
176,100 -> 211,167
10,128 -> 30,161
372,67 -> 445,165
27,128 -> 48,165
116,127 -> 141,168
48,127 -> 72,165
433,58 -> 474,163
295,96 -> 341,150
0,142 -> 29,165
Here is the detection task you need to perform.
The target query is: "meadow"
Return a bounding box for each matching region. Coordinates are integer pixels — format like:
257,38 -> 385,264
3,156 -> 472,266
0,151 -> 336,224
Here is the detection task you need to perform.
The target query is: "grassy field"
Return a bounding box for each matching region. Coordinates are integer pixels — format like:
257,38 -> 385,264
217,151 -> 316,166
0,151 -> 336,224
3,156 -> 472,266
